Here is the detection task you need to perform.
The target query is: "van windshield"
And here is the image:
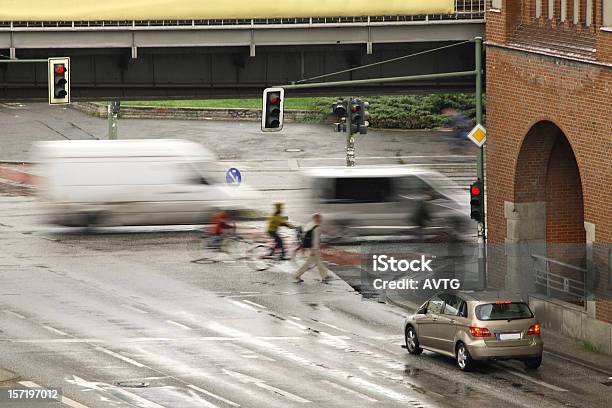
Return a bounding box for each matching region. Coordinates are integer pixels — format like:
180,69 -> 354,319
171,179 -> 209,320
318,177 -> 393,203
475,302 -> 534,321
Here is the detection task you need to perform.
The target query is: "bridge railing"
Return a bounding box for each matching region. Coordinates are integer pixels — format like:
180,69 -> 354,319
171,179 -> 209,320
0,0 -> 484,29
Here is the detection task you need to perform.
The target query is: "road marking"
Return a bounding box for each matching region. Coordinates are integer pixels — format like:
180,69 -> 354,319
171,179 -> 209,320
165,320 -> 193,330
239,291 -> 260,294
95,346 -> 147,368
42,325 -> 68,336
255,382 -> 310,403
321,380 -> 378,402
223,369 -> 310,403
242,300 -> 267,309
121,304 -> 148,314
285,320 -> 309,330
496,363 -> 568,392
4,310 -> 26,319
187,384 -> 241,407
19,381 -> 90,408
289,316 -> 302,321
232,300 -> 258,311
313,320 -> 349,333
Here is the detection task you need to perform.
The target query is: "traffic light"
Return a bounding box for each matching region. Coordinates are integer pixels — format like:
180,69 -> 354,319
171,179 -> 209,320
332,100 -> 347,118
470,180 -> 485,222
359,100 -> 370,134
48,57 -> 70,105
261,87 -> 284,132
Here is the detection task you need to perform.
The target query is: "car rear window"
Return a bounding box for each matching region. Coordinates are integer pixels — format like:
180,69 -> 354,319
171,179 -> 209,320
475,302 -> 533,321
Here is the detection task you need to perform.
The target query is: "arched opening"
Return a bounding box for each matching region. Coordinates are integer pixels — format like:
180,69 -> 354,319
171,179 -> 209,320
510,121 -> 586,303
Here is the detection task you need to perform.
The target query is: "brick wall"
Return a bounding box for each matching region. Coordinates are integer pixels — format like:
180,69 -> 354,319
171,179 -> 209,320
485,0 -> 612,321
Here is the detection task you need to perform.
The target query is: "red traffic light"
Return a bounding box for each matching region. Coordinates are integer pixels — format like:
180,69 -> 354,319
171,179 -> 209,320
470,185 -> 482,196
55,65 -> 66,75
269,94 -> 280,104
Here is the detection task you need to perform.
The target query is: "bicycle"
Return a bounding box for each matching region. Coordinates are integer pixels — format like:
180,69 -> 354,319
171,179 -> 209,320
191,230 -> 252,264
246,226 -> 305,271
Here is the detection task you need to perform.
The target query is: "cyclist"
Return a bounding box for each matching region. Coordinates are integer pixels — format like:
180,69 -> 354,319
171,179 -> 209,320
267,203 -> 295,260
208,211 -> 235,250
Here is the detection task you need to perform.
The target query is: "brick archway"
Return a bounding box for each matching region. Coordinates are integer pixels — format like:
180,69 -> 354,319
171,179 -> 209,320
513,120 -> 585,247
507,120 -> 586,301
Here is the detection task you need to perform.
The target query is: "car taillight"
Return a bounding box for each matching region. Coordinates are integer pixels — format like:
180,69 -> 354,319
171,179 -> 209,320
469,326 -> 492,337
527,323 -> 541,336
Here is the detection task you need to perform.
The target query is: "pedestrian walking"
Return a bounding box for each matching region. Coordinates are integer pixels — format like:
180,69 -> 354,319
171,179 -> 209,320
295,213 -> 331,283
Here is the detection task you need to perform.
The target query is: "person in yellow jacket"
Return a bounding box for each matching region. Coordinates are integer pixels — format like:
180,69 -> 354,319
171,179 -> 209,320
267,203 -> 295,260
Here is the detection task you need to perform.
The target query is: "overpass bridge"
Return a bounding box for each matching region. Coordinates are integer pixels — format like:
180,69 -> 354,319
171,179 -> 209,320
0,0 -> 484,100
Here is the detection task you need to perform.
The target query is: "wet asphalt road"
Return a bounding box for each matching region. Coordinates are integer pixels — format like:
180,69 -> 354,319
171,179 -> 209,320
0,103 -> 611,407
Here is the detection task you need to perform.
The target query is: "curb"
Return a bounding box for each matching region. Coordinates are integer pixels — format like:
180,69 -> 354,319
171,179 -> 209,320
0,368 -> 19,383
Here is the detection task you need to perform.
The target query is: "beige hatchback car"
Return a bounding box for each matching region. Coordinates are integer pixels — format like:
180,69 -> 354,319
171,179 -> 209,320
404,291 -> 543,371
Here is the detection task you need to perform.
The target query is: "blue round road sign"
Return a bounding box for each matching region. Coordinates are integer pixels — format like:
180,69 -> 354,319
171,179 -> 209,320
226,167 -> 242,186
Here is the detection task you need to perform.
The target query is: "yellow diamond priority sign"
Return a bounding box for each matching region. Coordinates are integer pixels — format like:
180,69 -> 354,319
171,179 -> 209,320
467,124 -> 487,147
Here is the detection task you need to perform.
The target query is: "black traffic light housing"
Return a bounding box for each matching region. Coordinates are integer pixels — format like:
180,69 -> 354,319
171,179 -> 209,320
48,57 -> 70,105
470,180 -> 485,222
261,87 -> 284,132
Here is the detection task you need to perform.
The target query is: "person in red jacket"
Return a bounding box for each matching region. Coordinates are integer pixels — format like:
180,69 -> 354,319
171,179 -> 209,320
208,211 -> 235,250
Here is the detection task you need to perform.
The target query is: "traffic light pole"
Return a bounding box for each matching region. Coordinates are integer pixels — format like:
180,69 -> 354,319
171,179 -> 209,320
474,37 -> 487,289
108,101 -> 120,140
346,98 -> 355,167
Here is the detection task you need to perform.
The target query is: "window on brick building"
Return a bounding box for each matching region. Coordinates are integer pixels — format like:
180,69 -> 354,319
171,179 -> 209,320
491,0 -> 502,10
604,0 -> 612,27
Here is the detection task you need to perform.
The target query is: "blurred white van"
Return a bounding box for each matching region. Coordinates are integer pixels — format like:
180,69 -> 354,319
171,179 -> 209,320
303,166 -> 471,240
33,139 -> 256,227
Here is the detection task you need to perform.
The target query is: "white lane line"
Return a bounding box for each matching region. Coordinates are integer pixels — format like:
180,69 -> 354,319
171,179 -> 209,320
42,325 -> 68,336
239,291 -> 260,294
289,316 -> 302,321
223,369 -> 310,403
314,320 -> 350,333
321,380 -> 378,402
255,382 -> 310,403
95,346 -> 147,368
496,363 -> 568,392
19,381 -> 90,408
165,320 -> 193,330
121,304 -> 148,314
241,300 -> 267,309
285,320 -> 309,330
4,310 -> 26,319
187,384 -> 241,407
232,300 -> 258,312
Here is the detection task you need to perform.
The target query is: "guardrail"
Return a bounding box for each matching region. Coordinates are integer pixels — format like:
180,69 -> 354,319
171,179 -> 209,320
532,254 -> 587,305
0,0 -> 484,29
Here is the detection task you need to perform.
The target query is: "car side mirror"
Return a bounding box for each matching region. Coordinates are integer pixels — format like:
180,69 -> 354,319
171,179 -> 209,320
417,305 -> 427,315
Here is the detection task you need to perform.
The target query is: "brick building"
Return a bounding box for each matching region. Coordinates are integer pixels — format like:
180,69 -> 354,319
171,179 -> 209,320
484,0 -> 612,351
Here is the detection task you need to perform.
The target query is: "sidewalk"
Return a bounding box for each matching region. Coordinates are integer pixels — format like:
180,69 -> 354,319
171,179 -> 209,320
385,290 -> 612,376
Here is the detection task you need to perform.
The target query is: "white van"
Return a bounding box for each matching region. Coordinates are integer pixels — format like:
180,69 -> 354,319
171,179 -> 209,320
33,139 -> 256,227
304,166 -> 471,239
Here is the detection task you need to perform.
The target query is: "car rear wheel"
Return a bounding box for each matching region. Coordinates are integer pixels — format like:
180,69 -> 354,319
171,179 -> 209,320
523,356 -> 542,369
456,342 -> 474,371
405,326 -> 423,355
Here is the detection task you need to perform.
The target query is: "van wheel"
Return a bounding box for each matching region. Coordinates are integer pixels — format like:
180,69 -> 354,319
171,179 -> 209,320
524,356 -> 542,369
456,342 -> 474,371
405,326 -> 422,355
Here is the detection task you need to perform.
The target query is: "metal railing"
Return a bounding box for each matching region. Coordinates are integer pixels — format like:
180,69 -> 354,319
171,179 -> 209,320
0,0 -> 484,30
532,254 -> 587,305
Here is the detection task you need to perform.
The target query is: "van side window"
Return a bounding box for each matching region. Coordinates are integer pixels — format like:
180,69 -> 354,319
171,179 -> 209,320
335,177 -> 392,203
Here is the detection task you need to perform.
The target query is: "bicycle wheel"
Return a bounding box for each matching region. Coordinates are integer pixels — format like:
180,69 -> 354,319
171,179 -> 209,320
247,244 -> 272,271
